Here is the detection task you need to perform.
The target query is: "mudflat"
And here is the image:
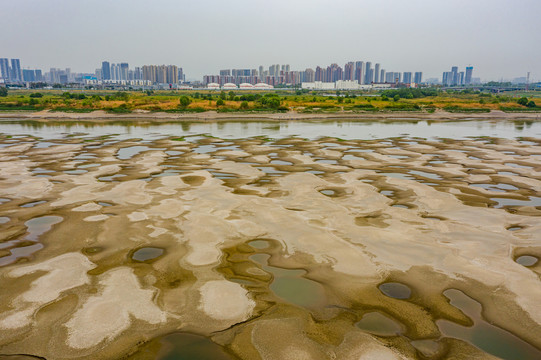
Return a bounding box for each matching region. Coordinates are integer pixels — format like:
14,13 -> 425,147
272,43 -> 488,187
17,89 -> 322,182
0,119 -> 540,359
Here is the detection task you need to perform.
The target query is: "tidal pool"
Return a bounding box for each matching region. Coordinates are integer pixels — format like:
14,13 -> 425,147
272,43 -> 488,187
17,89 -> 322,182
0,119 -> 540,360
437,289 -> 541,360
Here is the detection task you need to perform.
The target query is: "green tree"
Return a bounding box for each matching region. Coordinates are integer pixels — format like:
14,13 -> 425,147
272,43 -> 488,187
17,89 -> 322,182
517,97 -> 529,106
527,100 -> 537,108
337,97 -> 344,104
179,96 -> 192,108
0,87 -> 8,97
220,91 -> 226,100
479,99 -> 486,104
216,98 -> 224,106
393,94 -> 400,102
228,91 -> 235,100
29,92 -> 43,98
240,101 -> 249,110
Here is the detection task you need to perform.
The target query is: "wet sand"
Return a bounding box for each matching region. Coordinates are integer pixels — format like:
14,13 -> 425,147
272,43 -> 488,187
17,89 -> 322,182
0,120 -> 540,359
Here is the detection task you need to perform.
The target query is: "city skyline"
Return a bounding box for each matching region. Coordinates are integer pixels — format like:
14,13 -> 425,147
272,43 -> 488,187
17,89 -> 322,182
3,56 -> 482,87
1,0 -> 540,82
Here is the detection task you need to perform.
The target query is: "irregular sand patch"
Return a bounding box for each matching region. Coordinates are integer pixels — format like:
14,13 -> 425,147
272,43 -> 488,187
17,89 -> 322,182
72,202 -> 102,212
0,253 -> 95,329
198,280 -> 255,322
65,267 -> 166,349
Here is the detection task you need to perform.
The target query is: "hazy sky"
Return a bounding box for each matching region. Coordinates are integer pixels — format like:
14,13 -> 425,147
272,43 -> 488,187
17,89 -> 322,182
2,0 -> 540,81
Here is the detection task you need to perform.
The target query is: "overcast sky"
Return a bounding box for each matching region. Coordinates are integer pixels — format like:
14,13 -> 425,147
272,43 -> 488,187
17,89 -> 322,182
2,0 -> 540,81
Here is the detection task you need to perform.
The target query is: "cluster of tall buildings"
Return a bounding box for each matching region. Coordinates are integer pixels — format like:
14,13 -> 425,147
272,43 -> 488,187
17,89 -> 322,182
0,58 -> 43,83
442,66 -> 474,86
2,55 -> 479,89
203,61 -> 424,87
98,62 -> 184,85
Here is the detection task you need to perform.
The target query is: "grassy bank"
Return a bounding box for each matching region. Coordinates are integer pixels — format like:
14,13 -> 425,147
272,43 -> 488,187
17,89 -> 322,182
0,88 -> 539,114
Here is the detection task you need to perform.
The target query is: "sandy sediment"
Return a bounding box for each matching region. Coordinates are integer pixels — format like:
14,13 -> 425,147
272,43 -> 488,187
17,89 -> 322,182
0,127 -> 540,359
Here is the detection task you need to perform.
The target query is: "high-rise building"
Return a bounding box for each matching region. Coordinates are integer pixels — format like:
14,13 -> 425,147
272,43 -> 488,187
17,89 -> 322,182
442,71 -> 453,86
0,58 -> 10,81
304,68 -> 315,83
380,69 -> 386,83
364,62 -> 372,84
142,65 -> 180,84
355,61 -> 364,84
35,69 -> 43,82
403,72 -> 412,84
22,69 -> 36,82
101,61 -> 111,80
374,63 -> 380,83
10,59 -> 22,82
385,72 -> 395,83
344,62 -> 355,81
414,72 -> 423,84
315,66 -> 324,82
451,66 -> 458,86
465,66 -> 473,85
220,69 -> 231,76
458,72 -> 465,86
120,63 -> 129,81
134,67 -> 142,80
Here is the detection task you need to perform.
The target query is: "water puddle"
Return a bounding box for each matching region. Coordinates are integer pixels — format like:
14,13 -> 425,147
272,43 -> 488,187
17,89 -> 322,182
0,217 -> 10,224
408,170 -> 442,180
25,216 -> 63,242
78,163 -> 100,169
192,145 -> 216,154
248,247 -> 325,308
31,167 -> 55,174
116,146 -> 165,160
515,255 -> 538,267
504,163 -> 533,169
355,311 -> 403,336
130,332 -> 234,360
20,200 -> 47,208
256,167 -> 288,175
315,159 -> 337,164
319,189 -> 336,196
64,169 -> 88,175
437,289 -> 541,360
392,204 -> 410,209
270,160 -> 293,166
131,247 -> 165,262
470,184 -> 506,193
98,174 -> 126,182
378,172 -> 414,180
491,197 -> 541,208
378,282 -> 412,299
0,216 -> 62,266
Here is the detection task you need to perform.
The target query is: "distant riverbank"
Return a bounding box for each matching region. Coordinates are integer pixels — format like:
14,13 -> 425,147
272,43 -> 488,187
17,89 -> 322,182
0,109 -> 540,123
